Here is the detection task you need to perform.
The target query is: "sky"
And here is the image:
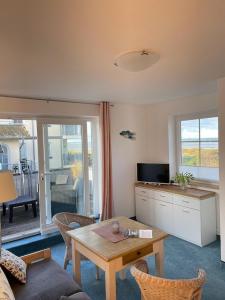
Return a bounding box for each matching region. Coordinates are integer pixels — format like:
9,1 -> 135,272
181,117 -> 218,140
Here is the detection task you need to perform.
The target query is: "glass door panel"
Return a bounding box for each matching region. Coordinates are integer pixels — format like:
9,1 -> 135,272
43,123 -> 85,224
0,119 -> 40,241
37,118 -> 99,234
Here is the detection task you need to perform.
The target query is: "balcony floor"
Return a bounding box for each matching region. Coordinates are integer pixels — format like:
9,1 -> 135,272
1,205 -> 40,238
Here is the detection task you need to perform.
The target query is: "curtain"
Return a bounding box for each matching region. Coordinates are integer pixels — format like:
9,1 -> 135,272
100,102 -> 113,220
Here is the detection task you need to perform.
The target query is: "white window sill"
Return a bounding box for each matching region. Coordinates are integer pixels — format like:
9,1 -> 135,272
190,180 -> 219,191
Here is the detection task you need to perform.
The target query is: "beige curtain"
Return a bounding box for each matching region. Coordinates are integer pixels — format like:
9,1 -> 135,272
100,102 -> 112,221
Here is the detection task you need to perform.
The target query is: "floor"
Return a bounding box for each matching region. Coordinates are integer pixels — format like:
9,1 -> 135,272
52,236 -> 225,300
1,205 -> 40,237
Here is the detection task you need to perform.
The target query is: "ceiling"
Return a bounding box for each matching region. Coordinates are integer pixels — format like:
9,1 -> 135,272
0,0 -> 225,104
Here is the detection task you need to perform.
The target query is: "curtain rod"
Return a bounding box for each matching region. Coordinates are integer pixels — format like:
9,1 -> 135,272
0,94 -> 114,106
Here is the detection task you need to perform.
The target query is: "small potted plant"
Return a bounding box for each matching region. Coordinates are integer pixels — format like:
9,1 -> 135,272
174,172 -> 194,190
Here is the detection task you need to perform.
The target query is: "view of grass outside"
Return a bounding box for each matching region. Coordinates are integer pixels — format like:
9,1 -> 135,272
182,147 -> 219,167
180,117 -> 218,168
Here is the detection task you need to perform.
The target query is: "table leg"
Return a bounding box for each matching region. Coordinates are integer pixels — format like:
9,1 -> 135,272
32,202 -> 37,218
2,203 -> 6,216
105,263 -> 116,300
9,206 -> 13,223
72,239 -> 81,286
155,240 -> 164,277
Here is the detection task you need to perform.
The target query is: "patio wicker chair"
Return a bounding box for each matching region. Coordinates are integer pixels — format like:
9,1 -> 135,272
53,212 -> 99,278
130,260 -> 206,300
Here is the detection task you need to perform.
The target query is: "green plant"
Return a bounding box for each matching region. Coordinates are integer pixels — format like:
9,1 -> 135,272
174,172 -> 194,188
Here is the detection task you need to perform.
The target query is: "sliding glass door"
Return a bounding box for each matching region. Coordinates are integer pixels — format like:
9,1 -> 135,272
37,118 -> 99,233
0,118 -> 40,241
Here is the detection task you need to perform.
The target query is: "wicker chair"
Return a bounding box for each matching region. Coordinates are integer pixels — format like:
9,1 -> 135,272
130,260 -> 206,300
53,212 -> 98,276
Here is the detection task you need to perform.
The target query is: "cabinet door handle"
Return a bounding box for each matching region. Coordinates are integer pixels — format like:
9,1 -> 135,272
160,204 -> 166,207
183,210 -> 190,213
183,200 -> 189,204
141,198 -> 147,202
160,194 -> 166,197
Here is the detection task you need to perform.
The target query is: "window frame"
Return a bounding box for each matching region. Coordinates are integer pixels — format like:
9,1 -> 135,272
176,111 -> 219,183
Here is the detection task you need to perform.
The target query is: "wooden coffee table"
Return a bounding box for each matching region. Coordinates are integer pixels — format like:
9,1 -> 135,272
67,216 -> 168,300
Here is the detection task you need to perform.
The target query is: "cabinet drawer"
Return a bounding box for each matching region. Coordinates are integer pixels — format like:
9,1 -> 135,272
135,187 -> 149,197
122,244 -> 153,265
173,195 -> 200,210
135,187 -> 155,198
154,191 -> 173,203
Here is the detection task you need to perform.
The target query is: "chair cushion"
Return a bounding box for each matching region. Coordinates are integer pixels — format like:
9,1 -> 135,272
60,292 -> 91,300
0,249 -> 27,283
0,267 -> 15,300
10,259 -> 82,300
56,175 -> 68,185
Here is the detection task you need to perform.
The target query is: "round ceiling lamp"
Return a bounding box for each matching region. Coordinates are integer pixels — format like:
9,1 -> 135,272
114,49 -> 160,72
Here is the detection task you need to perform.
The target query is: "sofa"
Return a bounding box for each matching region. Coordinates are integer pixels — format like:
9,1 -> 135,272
7,248 -> 91,300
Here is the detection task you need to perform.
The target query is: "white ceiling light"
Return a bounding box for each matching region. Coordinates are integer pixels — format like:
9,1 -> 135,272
114,49 -> 160,72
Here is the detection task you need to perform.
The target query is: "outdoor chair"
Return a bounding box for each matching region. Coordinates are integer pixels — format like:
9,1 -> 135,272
130,260 -> 206,300
53,212 -> 99,279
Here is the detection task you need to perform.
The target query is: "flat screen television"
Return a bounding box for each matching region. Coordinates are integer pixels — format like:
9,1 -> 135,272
137,163 -> 170,184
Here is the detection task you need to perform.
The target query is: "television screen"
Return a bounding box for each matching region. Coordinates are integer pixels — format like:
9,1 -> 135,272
137,163 -> 170,183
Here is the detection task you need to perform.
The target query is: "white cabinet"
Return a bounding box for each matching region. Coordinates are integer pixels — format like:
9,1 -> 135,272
173,194 -> 200,210
154,200 -> 174,234
173,205 -> 201,245
135,186 -> 216,246
136,194 -> 154,226
154,191 -> 173,203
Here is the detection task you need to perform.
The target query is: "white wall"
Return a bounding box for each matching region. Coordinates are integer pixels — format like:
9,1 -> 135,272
110,104 -> 148,217
146,93 -> 218,163
146,93 -> 220,233
110,94 -> 219,221
0,95 -> 220,230
219,78 -> 225,261
0,97 -> 99,118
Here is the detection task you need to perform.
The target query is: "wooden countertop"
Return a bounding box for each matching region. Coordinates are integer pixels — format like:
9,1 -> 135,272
135,182 -> 216,200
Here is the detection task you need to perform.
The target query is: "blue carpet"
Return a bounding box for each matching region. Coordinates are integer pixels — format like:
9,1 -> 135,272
51,236 -> 225,300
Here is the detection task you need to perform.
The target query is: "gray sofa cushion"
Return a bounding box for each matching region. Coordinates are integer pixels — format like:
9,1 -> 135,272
10,259 -> 82,300
60,292 -> 91,300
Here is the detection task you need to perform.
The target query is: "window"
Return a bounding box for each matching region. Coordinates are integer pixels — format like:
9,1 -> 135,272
20,142 -> 27,160
63,125 -> 81,136
0,144 -> 9,170
177,115 -> 219,182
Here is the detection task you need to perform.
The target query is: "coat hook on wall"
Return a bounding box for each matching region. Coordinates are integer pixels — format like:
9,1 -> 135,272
120,130 -> 136,140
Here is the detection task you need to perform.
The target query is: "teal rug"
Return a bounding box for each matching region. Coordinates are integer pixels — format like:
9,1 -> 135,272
52,236 -> 224,300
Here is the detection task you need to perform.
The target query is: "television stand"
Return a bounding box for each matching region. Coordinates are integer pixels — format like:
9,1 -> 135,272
142,182 -> 169,186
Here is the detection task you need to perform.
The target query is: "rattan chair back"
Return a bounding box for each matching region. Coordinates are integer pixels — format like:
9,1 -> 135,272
131,260 -> 206,300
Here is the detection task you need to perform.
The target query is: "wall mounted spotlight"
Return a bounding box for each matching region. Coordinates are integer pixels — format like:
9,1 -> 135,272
120,130 -> 136,140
